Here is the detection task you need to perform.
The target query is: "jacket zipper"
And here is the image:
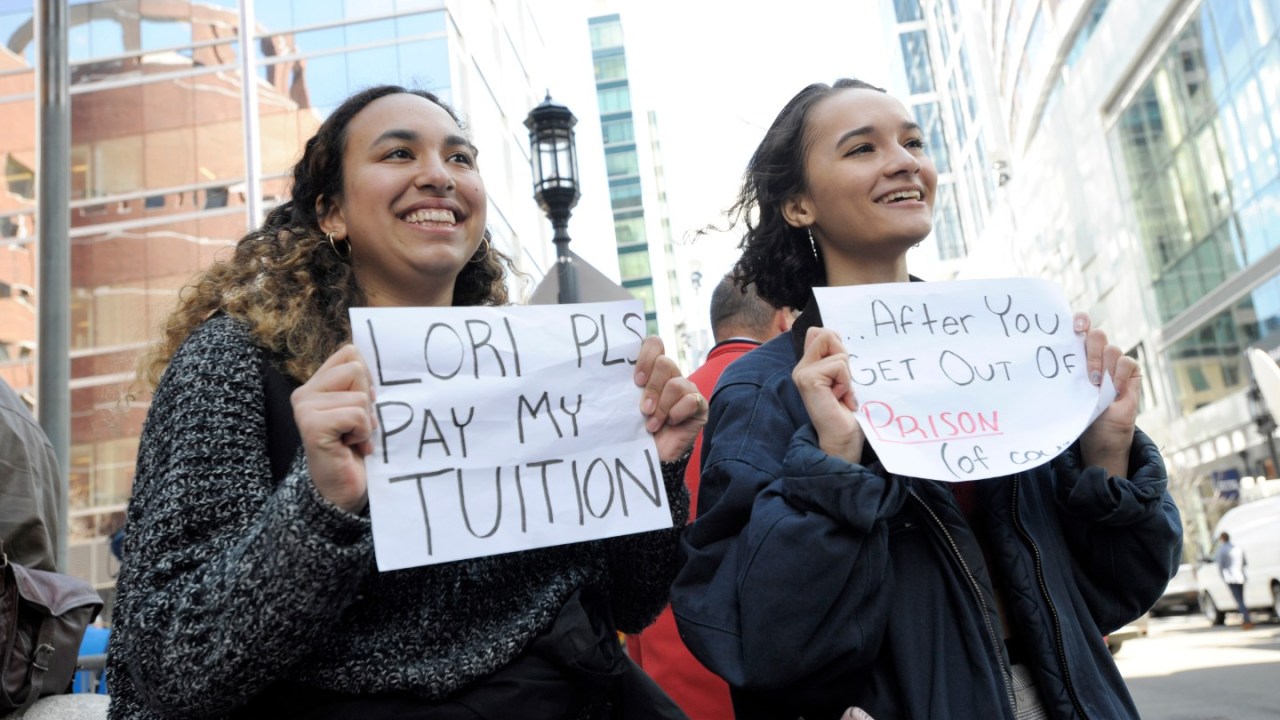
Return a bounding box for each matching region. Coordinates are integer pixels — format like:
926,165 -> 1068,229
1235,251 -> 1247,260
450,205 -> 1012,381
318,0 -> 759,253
908,489 -> 1017,714
1010,475 -> 1088,719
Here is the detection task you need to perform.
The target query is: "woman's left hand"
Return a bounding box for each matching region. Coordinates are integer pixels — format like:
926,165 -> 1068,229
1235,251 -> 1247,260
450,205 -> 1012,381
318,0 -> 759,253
634,336 -> 706,462
1076,313 -> 1141,477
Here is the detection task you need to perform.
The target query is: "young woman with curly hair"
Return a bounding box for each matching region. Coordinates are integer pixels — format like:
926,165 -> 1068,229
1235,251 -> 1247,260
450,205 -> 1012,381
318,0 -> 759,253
670,79 -> 1182,720
108,85 -> 703,720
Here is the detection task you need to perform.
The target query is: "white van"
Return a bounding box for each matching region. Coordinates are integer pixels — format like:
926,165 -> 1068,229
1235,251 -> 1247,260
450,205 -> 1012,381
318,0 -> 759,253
1197,495 -> 1280,624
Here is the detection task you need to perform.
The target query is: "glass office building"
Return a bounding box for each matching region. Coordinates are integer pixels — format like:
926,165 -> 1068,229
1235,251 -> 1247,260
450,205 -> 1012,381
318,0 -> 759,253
1112,0 -> 1280,426
965,0 -> 1280,487
0,0 -> 561,610
587,11 -> 688,362
887,0 -> 969,267
886,0 -> 1013,280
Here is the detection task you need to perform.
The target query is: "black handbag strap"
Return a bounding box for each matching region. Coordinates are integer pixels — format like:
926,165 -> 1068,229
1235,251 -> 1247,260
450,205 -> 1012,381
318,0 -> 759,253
262,354 -> 302,483
20,618 -> 57,712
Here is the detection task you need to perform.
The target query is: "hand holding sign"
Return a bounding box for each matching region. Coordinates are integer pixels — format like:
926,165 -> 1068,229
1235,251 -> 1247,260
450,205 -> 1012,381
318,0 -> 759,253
812,279 -> 1118,482
635,335 -> 707,458
1076,313 -> 1142,478
793,327 -> 864,464
292,343 -> 377,513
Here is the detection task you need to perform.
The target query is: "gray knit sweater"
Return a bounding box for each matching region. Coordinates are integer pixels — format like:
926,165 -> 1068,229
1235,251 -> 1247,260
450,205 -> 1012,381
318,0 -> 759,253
105,314 -> 689,719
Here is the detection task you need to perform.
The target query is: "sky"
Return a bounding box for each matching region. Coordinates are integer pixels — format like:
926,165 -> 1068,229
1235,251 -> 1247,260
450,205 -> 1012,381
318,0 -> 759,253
533,0 -> 898,321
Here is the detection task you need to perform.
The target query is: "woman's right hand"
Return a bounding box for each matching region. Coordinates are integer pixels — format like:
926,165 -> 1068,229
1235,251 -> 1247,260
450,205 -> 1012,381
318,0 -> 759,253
793,327 -> 864,464
291,344 -> 377,513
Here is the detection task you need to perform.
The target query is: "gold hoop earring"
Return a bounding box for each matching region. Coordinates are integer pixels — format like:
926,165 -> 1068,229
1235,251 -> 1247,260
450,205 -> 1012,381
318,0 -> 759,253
468,235 -> 490,264
327,231 -> 351,260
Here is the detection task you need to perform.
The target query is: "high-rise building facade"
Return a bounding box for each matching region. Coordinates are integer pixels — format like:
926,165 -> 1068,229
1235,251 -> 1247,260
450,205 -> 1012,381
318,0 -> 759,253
585,9 -> 690,365
910,0 -> 1280,514
1104,0 -> 1280,488
0,0 -> 592,610
885,0 -> 1010,276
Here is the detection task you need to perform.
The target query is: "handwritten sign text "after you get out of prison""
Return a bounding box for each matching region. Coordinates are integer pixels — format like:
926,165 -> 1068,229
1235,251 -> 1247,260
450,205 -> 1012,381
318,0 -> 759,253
813,278 -> 1114,482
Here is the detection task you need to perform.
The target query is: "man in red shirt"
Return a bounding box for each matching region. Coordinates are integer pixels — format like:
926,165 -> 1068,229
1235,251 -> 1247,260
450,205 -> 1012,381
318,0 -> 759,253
629,274 -> 793,719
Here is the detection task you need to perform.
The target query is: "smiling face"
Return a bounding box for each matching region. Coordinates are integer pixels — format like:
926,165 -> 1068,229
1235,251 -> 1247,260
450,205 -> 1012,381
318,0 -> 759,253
782,87 -> 938,285
319,93 -> 487,307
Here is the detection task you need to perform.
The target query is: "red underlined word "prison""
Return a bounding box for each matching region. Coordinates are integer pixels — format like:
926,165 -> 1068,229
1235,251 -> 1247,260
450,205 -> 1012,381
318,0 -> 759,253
861,400 -> 1002,444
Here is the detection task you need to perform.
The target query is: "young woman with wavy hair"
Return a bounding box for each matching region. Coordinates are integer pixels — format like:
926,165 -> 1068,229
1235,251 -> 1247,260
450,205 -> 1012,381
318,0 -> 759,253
108,85 -> 702,720
670,79 -> 1181,720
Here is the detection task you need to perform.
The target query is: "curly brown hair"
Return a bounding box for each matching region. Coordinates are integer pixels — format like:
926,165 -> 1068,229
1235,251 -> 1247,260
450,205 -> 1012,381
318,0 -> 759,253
139,85 -> 517,387
727,78 -> 884,310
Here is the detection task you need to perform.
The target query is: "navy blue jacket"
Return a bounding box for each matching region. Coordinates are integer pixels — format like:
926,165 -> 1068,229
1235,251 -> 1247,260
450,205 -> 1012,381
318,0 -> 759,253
670,312 -> 1182,720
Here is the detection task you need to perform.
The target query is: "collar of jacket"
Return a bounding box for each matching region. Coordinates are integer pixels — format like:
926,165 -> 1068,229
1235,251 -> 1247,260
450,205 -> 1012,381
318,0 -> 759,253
789,276 -> 926,360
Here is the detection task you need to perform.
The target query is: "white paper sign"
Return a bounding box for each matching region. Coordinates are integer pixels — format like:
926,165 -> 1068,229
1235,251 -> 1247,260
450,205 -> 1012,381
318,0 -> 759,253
350,300 -> 673,571
813,279 -> 1115,482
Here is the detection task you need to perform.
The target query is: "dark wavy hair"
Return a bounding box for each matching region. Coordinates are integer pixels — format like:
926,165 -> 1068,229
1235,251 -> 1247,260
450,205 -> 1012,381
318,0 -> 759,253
140,85 -> 518,386
727,78 -> 885,310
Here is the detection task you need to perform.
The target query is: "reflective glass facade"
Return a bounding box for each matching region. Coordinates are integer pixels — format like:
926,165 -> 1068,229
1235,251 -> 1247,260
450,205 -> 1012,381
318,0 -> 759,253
901,31 -> 934,94
889,0 -> 971,264
1032,0 -> 1110,144
993,0 -> 1087,149
1113,0 -> 1280,416
589,14 -> 658,334
0,0 -> 549,607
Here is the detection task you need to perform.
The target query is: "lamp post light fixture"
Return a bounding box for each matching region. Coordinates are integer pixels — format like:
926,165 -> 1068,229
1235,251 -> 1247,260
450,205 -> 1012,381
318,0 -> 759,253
525,92 -> 581,304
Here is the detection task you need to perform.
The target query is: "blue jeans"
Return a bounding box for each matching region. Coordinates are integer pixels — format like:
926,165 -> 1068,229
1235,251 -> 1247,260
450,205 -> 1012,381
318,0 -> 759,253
1228,583 -> 1252,624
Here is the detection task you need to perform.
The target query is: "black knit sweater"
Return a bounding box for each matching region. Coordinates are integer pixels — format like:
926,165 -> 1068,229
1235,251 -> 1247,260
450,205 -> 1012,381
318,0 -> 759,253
106,314 -> 689,719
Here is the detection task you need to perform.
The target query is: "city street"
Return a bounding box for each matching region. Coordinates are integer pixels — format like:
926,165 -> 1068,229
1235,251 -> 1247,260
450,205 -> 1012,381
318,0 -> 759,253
1116,615 -> 1280,719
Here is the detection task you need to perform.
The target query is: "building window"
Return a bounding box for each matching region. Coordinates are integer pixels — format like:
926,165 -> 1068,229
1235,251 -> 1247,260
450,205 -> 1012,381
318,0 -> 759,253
1064,0 -> 1111,69
1187,365 -> 1211,392
4,156 -> 34,199
935,0 -> 951,62
589,17 -> 623,50
596,86 -> 631,114
615,216 -> 646,246
960,47 -> 979,123
605,148 -> 638,177
962,159 -> 986,239
618,247 -> 651,280
601,118 -> 634,145
913,102 -> 951,174
893,0 -> 923,22
204,186 -> 229,209
947,72 -> 968,148
900,31 -> 934,95
609,180 -> 642,209
931,183 -> 968,260
1163,273 -> 1280,415
0,214 -> 29,239
594,54 -> 627,83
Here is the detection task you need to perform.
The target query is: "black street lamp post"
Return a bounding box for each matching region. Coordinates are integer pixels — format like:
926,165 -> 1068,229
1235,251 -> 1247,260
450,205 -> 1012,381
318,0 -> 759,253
525,93 -> 581,304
